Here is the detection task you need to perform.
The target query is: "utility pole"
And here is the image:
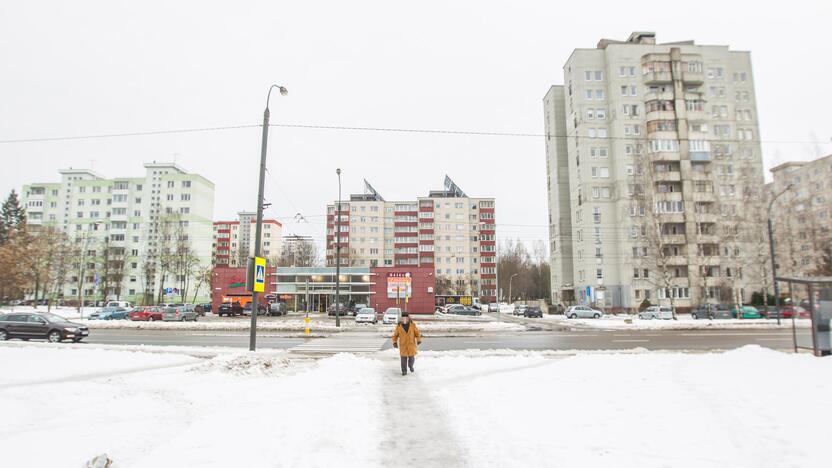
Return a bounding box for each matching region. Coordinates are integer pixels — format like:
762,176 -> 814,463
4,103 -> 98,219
335,168 -> 342,328
508,273 -> 518,308
250,84 -> 287,351
768,184 -> 793,326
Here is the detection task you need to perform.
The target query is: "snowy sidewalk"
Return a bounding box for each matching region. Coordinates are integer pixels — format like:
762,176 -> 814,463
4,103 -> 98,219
1,344 -> 830,467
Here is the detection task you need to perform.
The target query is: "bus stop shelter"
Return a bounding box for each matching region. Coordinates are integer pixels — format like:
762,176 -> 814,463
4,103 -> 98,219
776,276 -> 832,356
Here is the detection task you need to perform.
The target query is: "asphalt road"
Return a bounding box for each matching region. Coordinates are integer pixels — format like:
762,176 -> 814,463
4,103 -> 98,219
80,328 -> 796,352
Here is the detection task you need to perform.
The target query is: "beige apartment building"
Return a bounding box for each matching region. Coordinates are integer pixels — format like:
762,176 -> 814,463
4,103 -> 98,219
545,32 -> 766,312
325,178 -> 497,301
212,212 -> 283,267
768,154 -> 832,277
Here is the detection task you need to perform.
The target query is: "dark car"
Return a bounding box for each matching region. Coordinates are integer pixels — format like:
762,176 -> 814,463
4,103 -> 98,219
450,306 -> 481,316
327,303 -> 348,317
523,306 -> 543,318
199,303 -> 212,314
0,312 -> 89,343
218,302 -> 244,317
691,304 -> 732,319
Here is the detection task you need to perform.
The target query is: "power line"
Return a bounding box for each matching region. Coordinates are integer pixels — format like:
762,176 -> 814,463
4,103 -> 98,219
1,122 -> 828,145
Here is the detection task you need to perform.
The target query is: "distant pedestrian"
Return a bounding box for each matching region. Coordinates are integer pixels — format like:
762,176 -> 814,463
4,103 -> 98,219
391,312 -> 421,375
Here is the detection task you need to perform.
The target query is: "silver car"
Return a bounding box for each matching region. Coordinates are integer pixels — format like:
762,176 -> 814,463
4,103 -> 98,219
383,308 -> 402,324
565,305 -> 603,319
162,306 -> 198,322
638,306 -> 674,320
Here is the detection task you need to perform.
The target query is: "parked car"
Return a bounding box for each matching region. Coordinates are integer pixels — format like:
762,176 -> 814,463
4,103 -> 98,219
194,304 -> 206,316
639,306 -> 674,320
488,303 -> 499,312
450,306 -> 481,316
242,302 -> 268,316
128,306 -> 163,322
523,306 -> 543,318
162,306 -> 198,322
351,303 -> 368,316
327,303 -> 348,317
777,306 -> 810,319
88,307 -> 130,320
513,305 -> 528,316
199,303 -> 212,313
383,307 -> 402,324
565,305 -> 603,319
0,312 -> 89,343
105,301 -> 133,309
691,304 -> 732,319
355,307 -> 378,324
269,302 -> 288,316
731,305 -> 762,319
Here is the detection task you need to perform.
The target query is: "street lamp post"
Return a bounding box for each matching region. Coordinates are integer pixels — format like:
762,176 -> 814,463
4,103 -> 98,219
335,168 -> 342,328
508,273 -> 518,306
767,184 -> 793,326
250,84 -> 288,351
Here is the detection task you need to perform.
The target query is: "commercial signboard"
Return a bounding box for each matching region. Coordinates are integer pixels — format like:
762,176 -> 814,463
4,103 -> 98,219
387,272 -> 412,299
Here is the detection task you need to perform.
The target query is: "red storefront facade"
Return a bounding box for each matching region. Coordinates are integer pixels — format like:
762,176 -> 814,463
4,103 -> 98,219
368,266 -> 435,314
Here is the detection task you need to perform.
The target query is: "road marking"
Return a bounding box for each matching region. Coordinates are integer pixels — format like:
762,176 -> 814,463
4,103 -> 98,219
462,341 -> 503,344
679,333 -> 792,337
612,339 -> 651,343
755,337 -> 792,341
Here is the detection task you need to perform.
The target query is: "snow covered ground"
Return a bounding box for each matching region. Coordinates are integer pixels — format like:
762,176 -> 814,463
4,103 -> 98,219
1,344 -> 829,467
537,313 -> 811,330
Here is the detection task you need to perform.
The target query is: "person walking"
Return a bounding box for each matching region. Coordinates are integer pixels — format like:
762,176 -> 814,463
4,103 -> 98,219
391,312 -> 421,375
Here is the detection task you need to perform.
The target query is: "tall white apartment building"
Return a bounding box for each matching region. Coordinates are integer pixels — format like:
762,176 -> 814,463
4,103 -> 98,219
212,213 -> 283,267
768,154 -> 832,277
545,32 -> 765,312
325,178 -> 497,301
22,162 -> 215,303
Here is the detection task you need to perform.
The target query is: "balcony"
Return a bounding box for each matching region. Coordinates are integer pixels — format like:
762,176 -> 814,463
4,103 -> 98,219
644,90 -> 675,102
682,71 -> 704,84
657,212 -> 685,224
650,152 -> 681,162
693,213 -> 718,223
689,151 -> 712,162
666,256 -> 689,266
643,71 -> 673,84
693,192 -> 716,203
645,110 -> 676,123
654,171 -> 681,182
685,109 -> 708,122
660,234 -> 687,244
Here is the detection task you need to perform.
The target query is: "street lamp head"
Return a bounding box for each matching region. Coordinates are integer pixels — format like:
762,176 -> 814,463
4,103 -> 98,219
278,86 -> 288,96
336,168 -> 341,176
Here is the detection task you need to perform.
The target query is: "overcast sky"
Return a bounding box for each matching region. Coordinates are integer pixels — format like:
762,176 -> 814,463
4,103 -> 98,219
2,1 -> 830,255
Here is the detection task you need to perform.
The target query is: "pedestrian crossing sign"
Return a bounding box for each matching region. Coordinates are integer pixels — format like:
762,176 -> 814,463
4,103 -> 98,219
254,256 -> 266,293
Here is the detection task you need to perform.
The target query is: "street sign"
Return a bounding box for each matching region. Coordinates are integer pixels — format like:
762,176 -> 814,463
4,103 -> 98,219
253,256 -> 266,293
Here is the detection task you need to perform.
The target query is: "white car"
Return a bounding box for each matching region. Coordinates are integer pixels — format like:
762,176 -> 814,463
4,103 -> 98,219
565,305 -> 603,319
355,307 -> 378,324
383,307 -> 402,324
639,306 -> 674,320
106,301 -> 133,309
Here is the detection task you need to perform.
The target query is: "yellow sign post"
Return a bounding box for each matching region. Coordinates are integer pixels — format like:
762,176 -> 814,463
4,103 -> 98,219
253,256 -> 266,293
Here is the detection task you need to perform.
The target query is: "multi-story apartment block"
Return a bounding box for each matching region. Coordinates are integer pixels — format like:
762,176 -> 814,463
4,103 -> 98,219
212,213 -> 283,267
768,154 -> 832,277
22,162 -> 214,303
325,178 -> 497,301
545,32 -> 765,312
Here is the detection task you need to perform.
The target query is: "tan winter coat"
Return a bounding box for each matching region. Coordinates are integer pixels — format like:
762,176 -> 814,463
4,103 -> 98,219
391,321 -> 422,357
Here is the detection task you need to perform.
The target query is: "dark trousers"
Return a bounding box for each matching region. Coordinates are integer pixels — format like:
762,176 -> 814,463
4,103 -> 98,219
400,356 -> 415,374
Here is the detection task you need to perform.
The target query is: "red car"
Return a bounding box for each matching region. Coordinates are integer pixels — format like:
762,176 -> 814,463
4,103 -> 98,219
129,306 -> 164,321
779,306 -> 810,319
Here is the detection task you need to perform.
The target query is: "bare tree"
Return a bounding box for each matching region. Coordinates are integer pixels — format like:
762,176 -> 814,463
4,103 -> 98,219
278,236 -> 321,267
191,265 -> 213,303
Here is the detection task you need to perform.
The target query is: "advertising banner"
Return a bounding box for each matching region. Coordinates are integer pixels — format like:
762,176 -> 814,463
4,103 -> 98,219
387,273 -> 412,299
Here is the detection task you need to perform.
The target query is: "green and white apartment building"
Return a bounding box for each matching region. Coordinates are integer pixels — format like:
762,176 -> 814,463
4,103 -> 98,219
22,162 -> 214,304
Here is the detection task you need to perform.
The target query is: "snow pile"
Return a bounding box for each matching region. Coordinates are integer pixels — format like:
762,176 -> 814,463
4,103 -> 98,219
545,314 -> 811,330
0,305 -> 98,320
2,344 -> 829,467
193,352 -> 295,376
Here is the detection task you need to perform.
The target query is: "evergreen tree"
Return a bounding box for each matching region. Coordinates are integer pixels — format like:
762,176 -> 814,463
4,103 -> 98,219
0,190 -> 26,244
